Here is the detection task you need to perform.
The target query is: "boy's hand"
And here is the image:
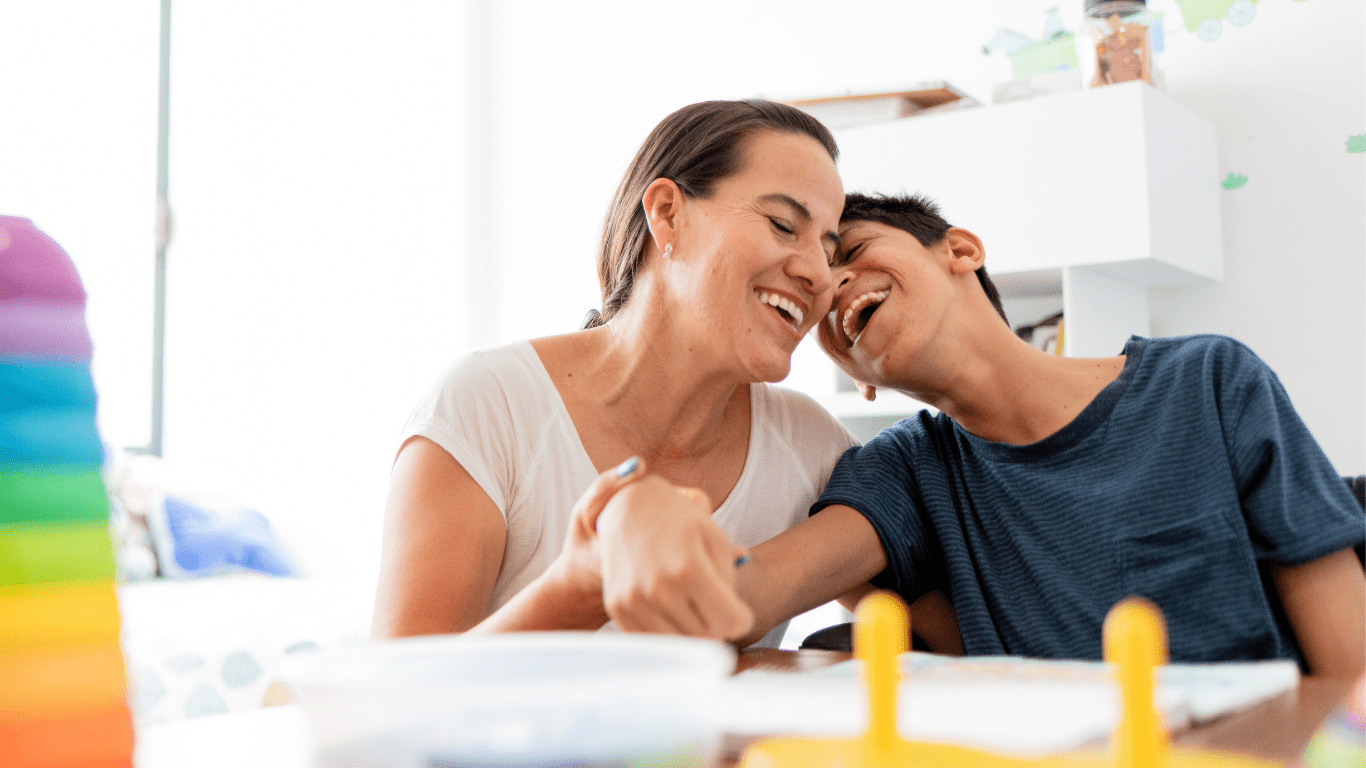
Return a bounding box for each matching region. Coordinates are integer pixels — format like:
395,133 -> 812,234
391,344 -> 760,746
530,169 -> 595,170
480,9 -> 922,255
596,475 -> 753,641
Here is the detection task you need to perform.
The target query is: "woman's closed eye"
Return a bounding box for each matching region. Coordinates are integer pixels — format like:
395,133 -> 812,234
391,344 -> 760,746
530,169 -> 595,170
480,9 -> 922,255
769,217 -> 795,236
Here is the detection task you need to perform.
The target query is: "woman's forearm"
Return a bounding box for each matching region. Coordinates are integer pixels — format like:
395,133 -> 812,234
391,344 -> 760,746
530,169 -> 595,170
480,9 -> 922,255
466,569 -> 609,634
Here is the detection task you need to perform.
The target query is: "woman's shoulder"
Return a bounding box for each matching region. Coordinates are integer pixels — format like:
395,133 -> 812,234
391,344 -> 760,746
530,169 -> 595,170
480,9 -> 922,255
435,339 -> 543,388
407,340 -> 559,433
751,383 -> 858,453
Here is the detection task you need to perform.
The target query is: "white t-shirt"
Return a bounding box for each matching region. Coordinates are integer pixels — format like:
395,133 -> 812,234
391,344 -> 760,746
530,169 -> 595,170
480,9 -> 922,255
400,340 -> 857,648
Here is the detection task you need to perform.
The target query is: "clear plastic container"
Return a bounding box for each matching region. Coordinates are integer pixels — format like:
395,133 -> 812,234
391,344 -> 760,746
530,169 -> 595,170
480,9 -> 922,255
286,632 -> 736,768
1082,0 -> 1153,87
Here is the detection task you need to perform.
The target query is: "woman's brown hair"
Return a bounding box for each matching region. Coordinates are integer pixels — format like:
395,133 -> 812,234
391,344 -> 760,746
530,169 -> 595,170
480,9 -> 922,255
583,99 -> 838,329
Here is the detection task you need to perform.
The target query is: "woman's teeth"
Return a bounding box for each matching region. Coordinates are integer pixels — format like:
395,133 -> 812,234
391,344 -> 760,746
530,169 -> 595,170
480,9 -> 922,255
843,289 -> 890,344
756,290 -> 804,327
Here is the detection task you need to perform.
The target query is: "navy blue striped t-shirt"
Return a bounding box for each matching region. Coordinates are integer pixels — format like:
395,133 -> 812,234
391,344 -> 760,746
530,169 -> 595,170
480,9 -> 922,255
812,335 -> 1364,667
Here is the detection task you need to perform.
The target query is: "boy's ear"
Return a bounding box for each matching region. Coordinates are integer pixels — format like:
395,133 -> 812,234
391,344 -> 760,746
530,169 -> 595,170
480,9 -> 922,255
944,228 -> 986,276
641,178 -> 683,255
856,381 -> 877,402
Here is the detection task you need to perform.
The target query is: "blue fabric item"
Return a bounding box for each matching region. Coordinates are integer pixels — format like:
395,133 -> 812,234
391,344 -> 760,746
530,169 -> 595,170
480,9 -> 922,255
0,361 -> 97,412
160,494 -> 296,578
813,335 -> 1365,670
0,406 -> 102,465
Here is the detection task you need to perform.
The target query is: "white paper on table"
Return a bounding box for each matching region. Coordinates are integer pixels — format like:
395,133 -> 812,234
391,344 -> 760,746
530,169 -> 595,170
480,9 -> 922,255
720,652 -> 1298,757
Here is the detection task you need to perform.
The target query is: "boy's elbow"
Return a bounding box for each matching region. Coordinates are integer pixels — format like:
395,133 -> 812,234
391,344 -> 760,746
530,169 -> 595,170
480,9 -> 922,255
1272,548 -> 1366,678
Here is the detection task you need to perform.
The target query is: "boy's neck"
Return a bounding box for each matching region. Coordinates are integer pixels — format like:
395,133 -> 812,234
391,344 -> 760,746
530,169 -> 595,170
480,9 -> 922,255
892,326 -> 1128,446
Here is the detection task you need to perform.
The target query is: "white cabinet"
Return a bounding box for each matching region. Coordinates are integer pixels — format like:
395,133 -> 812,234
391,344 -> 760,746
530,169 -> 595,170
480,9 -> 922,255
782,81 -> 1222,437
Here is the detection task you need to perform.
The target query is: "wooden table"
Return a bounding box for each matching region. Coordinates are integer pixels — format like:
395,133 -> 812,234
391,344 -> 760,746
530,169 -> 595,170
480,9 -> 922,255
724,648 -> 1360,767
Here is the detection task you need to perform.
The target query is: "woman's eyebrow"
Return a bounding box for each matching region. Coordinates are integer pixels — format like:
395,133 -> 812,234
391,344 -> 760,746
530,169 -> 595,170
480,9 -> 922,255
757,193 -> 841,251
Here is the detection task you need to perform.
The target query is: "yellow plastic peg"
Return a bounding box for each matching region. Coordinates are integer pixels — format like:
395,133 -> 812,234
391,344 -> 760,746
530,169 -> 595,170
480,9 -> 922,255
1104,598 -> 1169,768
738,594 -> 1281,768
855,592 -> 907,763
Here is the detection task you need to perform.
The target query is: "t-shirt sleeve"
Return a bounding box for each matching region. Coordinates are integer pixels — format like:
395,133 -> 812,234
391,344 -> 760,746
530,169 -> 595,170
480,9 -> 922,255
398,349 -> 525,517
1223,345 -> 1365,565
810,431 -> 938,601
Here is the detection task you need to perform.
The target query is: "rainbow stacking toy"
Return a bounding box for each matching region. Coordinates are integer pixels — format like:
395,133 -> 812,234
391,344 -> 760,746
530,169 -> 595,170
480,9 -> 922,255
0,216 -> 134,767
741,593 -> 1279,768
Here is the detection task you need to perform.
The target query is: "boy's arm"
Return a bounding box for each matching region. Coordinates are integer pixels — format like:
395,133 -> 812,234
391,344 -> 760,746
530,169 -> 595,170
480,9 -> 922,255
1271,547 -> 1366,678
734,504 -> 888,647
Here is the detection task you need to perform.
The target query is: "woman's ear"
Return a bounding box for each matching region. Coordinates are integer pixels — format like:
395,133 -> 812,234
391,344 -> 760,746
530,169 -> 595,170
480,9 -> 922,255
944,228 -> 986,275
641,178 -> 683,255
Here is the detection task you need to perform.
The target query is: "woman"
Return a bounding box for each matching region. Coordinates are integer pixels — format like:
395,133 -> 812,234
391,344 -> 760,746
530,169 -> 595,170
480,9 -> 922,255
371,99 -> 855,646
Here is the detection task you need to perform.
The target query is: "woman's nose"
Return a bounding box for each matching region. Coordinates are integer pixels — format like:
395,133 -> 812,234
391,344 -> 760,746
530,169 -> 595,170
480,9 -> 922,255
788,242 -> 833,297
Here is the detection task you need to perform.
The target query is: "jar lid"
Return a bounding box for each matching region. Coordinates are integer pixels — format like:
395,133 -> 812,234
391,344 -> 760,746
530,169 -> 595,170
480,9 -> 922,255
1084,0 -> 1146,15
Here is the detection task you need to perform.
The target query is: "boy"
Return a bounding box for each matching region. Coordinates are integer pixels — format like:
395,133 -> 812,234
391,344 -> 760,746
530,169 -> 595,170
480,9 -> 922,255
598,193 -> 1365,675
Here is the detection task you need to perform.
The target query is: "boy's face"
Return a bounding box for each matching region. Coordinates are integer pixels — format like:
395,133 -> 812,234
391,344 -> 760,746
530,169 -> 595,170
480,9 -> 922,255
816,219 -> 956,388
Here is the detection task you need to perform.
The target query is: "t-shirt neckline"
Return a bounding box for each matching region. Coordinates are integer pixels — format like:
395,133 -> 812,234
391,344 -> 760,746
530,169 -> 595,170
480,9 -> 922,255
518,340 -> 760,515
954,336 -> 1148,463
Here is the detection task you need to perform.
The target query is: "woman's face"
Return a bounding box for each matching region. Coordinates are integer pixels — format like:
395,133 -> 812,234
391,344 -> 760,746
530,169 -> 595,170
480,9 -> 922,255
669,130 -> 843,382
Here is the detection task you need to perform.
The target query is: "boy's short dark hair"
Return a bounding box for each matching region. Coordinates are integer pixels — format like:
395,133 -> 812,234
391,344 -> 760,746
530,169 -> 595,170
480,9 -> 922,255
842,192 -> 1008,326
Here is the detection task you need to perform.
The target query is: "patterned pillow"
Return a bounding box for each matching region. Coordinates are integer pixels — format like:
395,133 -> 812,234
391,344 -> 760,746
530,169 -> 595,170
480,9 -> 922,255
118,575 -> 372,726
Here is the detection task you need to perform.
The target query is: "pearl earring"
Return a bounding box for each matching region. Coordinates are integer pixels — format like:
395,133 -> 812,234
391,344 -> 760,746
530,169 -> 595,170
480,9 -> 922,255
662,243 -> 673,259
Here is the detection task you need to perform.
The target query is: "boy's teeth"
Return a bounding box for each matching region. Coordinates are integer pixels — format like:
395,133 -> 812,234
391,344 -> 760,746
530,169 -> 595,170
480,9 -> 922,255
756,290 -> 804,326
841,289 -> 890,344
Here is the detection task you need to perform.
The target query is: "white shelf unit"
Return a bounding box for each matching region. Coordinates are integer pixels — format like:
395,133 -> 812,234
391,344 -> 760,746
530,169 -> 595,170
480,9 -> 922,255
782,81 -> 1222,435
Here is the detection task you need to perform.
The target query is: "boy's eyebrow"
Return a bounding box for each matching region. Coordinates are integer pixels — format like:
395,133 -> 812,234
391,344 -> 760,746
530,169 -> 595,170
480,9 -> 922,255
758,193 -> 841,251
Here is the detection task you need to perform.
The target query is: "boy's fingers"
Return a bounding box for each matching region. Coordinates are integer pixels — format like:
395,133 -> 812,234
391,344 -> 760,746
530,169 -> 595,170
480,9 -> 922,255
732,546 -> 751,569
690,564 -> 755,640
613,596 -> 692,636
676,485 -> 712,510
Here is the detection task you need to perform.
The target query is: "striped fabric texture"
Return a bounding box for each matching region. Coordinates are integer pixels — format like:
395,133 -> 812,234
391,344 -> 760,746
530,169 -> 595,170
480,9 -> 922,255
815,335 -> 1365,670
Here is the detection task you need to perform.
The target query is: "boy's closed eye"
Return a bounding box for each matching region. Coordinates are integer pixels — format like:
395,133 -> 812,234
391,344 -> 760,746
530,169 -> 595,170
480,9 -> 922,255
831,241 -> 865,267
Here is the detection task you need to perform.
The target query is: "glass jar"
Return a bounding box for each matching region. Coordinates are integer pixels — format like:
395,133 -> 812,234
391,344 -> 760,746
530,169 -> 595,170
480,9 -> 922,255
1083,0 -> 1153,87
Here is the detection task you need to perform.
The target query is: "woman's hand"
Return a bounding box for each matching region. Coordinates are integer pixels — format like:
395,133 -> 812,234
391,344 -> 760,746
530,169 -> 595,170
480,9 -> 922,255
595,475 -> 754,641
470,456 -> 650,634
538,457 -> 651,616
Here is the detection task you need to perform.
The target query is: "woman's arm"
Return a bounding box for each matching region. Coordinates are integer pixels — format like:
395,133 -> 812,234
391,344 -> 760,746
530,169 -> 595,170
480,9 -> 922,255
1272,547 -> 1366,678
373,439 -> 647,638
372,437 -> 509,637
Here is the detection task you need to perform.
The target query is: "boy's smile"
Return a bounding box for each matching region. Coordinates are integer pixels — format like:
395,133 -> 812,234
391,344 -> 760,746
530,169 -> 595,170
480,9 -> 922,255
817,221 -> 943,381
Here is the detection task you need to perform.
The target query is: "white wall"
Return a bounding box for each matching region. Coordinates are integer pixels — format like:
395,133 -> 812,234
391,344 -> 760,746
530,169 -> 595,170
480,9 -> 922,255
0,3 -> 160,448
1149,0 -> 1364,473
475,0 -> 1364,474
159,2 -> 467,577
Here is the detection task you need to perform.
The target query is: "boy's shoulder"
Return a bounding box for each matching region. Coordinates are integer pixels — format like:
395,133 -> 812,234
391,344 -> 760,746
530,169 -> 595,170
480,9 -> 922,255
1131,334 -> 1271,387
1139,333 -> 1259,359
858,408 -> 958,459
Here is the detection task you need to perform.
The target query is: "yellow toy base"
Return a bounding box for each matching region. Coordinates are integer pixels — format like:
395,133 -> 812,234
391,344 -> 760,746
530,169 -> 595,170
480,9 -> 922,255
741,736 -> 1278,768
740,594 -> 1281,768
